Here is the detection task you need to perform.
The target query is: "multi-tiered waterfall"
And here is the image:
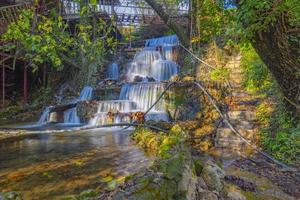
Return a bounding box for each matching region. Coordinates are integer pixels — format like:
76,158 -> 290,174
36,35 -> 179,127
89,35 -> 179,126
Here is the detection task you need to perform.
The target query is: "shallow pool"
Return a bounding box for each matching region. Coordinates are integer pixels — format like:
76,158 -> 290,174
0,128 -> 150,199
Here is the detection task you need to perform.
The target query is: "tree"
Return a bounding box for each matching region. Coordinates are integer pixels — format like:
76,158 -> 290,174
145,0 -> 300,116
1,1 -> 117,86
237,0 -> 300,116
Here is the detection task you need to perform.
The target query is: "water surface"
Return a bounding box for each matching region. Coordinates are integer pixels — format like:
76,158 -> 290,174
0,128 -> 150,199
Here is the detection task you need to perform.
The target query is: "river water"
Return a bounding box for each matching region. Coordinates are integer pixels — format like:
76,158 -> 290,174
0,128 -> 151,199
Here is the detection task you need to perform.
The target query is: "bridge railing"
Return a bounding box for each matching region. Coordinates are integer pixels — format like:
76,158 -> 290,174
60,0 -> 188,22
0,2 -> 32,34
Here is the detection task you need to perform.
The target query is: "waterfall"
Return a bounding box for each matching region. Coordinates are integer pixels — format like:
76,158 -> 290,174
107,63 -> 119,80
145,35 -> 179,62
127,50 -> 178,82
88,35 -> 181,126
162,46 -> 174,61
88,100 -> 137,126
35,35 -> 179,127
36,106 -> 51,125
145,35 -> 179,47
64,86 -> 94,124
119,83 -> 165,111
78,86 -> 93,100
152,60 -> 178,82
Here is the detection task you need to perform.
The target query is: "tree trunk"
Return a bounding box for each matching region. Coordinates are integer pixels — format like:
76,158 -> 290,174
251,13 -> 300,116
23,64 -> 28,104
144,0 -> 190,47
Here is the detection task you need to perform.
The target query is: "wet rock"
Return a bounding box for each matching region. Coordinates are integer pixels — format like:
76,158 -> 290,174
227,191 -> 246,200
202,161 -> 225,193
120,75 -> 129,83
133,76 -> 144,82
225,175 -> 256,192
146,76 -> 156,82
178,163 -> 198,200
198,177 -> 208,190
199,191 -> 218,200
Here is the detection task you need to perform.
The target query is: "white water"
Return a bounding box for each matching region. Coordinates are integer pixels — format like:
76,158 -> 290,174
145,35 -> 179,47
64,86 -> 93,124
36,35 -> 179,127
89,35 -> 180,126
107,63 -> 120,80
119,83 -> 165,111
127,49 -> 178,82
37,106 -> 52,125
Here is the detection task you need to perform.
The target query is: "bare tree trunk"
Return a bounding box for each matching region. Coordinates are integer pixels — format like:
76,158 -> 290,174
144,0 -> 190,47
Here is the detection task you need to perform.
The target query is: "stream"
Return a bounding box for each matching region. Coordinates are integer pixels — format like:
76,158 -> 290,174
0,128 -> 151,199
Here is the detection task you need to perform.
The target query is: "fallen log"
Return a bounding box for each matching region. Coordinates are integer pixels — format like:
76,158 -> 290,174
49,103 -> 77,113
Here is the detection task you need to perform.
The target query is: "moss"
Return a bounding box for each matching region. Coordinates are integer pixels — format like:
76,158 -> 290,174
131,127 -> 185,158
194,160 -> 203,176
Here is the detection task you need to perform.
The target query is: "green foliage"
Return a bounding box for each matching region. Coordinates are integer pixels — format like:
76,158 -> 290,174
210,68 -> 230,82
61,189 -> 98,200
240,41 -> 300,166
237,0 -> 300,38
131,126 -> 186,158
260,104 -> 300,165
240,43 -> 272,93
192,0 -> 237,44
1,9 -> 72,70
1,5 -> 117,86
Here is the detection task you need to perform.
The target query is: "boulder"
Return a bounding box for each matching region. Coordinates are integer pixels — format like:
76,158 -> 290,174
146,76 -> 156,82
227,191 -> 246,200
133,75 -> 144,82
199,191 -> 218,200
201,161 -> 225,193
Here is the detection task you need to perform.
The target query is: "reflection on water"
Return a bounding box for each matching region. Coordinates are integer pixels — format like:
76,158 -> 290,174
0,129 -> 150,200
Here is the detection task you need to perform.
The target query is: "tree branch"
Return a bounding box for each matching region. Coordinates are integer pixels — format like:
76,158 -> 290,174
144,0 -> 190,46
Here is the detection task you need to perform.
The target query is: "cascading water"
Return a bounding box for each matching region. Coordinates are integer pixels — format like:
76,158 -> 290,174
36,35 -> 179,127
107,63 -> 120,80
126,50 -> 162,81
145,35 -> 179,47
64,86 -> 93,124
119,83 -> 165,111
37,106 -> 51,125
146,35 -> 179,62
89,35 -> 180,126
152,60 -> 178,82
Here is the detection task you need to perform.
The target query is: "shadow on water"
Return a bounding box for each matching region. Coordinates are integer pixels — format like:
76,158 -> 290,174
0,128 -> 151,199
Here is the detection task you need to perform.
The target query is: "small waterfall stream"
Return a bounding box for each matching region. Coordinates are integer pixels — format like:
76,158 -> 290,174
107,63 -> 120,80
37,86 -> 93,125
64,86 -> 93,124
